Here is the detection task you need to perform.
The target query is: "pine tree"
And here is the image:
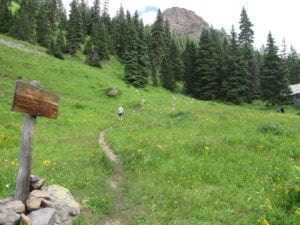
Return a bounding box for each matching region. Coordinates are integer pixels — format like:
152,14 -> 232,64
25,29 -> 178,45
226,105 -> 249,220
122,11 -> 149,88
193,28 -> 223,100
91,20 -> 110,60
260,32 -> 291,105
160,56 -> 175,91
58,6 -> 68,31
160,38 -> 184,92
47,38 -> 64,59
0,0 -> 13,33
238,7 -> 254,46
222,26 -> 249,104
123,13 -> 140,87
56,29 -> 66,53
286,47 -> 300,84
183,40 -> 198,95
9,0 -> 37,43
86,47 -> 101,67
111,6 -> 127,60
135,14 -> 150,87
149,9 -> 165,86
238,7 -> 259,102
66,0 -> 84,55
103,0 -> 109,15
78,0 -> 91,36
36,1 -> 52,47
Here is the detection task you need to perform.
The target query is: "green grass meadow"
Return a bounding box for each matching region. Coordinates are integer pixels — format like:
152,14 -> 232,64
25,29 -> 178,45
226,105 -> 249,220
0,35 -> 299,224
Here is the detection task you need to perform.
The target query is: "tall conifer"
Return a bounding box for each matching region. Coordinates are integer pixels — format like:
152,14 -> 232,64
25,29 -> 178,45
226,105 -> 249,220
0,0 -> 12,33
183,40 -> 198,95
260,32 -> 291,105
238,7 -> 259,101
222,26 -> 249,104
9,0 -> 37,43
149,9 -> 165,86
66,0 -> 84,55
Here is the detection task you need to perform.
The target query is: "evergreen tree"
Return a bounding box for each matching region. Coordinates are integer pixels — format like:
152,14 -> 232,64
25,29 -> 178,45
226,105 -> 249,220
103,0 -> 109,15
0,0 -> 13,33
160,37 -> 183,92
56,29 -> 66,53
183,40 -> 198,95
111,6 -> 127,60
46,0 -> 60,31
149,9 -> 165,86
86,47 -> 101,67
66,0 -> 84,55
238,7 -> 259,102
47,38 -> 64,59
193,28 -> 223,100
123,13 -> 140,87
9,0 -> 38,43
222,26 -> 249,104
260,32 -> 291,105
123,11 -> 148,88
135,14 -> 150,87
36,1 -> 52,47
58,6 -> 68,31
91,20 -> 110,60
238,7 -> 254,46
160,56 -> 175,91
286,47 -> 300,84
78,0 -> 91,36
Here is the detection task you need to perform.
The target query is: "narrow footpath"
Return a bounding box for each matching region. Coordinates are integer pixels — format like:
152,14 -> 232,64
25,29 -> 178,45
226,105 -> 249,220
98,127 -> 125,225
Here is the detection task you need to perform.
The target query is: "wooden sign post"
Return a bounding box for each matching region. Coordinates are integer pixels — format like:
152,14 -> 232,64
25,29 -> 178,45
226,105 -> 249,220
12,80 -> 59,203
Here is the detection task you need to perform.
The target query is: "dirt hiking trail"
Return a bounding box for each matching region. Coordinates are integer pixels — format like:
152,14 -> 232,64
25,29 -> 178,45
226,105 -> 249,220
99,127 -> 126,225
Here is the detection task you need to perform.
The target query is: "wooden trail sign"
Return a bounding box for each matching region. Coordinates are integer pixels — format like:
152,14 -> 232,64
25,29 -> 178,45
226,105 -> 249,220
12,80 -> 59,203
12,80 -> 59,119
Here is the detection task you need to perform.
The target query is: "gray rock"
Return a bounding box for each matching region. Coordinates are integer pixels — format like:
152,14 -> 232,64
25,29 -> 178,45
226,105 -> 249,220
0,198 -> 25,214
30,175 -> 44,190
26,197 -> 42,211
30,174 -> 40,183
162,7 -> 209,40
27,208 -> 56,225
31,179 -> 45,190
29,190 -> 50,199
44,185 -> 80,225
0,207 -> 20,225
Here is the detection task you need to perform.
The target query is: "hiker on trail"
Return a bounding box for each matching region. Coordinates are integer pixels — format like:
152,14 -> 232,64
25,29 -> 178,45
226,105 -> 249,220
118,106 -> 124,120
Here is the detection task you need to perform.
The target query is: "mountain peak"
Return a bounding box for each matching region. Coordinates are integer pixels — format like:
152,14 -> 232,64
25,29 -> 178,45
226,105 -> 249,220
162,7 -> 209,40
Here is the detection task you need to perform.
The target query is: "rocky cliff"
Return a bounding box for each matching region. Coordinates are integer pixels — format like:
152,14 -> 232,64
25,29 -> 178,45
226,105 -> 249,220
162,7 -> 209,40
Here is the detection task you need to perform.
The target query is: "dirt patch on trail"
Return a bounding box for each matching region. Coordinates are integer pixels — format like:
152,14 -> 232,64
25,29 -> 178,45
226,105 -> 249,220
99,127 -> 125,225
0,39 -> 46,55
99,127 -> 117,162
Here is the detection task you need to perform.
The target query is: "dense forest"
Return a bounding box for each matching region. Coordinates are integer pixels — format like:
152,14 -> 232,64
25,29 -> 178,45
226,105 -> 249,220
1,0 -> 300,105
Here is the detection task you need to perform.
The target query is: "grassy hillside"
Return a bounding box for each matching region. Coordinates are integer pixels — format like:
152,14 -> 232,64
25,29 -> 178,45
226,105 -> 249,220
0,35 -> 299,225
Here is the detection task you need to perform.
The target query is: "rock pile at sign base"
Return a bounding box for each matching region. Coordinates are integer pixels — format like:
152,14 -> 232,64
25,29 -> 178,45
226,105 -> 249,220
0,175 -> 80,225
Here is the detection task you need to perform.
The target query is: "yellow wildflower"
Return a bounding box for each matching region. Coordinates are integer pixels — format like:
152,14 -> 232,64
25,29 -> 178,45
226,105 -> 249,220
293,165 -> 300,172
257,145 -> 264,149
263,198 -> 272,209
258,217 -> 270,225
43,160 -> 52,167
157,144 -> 164,150
204,146 -> 210,150
137,149 -> 143,153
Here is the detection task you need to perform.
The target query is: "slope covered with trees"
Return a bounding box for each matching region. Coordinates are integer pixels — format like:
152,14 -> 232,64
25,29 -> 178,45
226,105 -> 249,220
1,0 -> 300,105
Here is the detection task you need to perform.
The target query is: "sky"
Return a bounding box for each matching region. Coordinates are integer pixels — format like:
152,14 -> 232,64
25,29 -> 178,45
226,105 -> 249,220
62,0 -> 300,52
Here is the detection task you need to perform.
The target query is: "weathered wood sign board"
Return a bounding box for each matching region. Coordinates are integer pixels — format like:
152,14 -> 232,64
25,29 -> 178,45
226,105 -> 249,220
12,81 -> 59,119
